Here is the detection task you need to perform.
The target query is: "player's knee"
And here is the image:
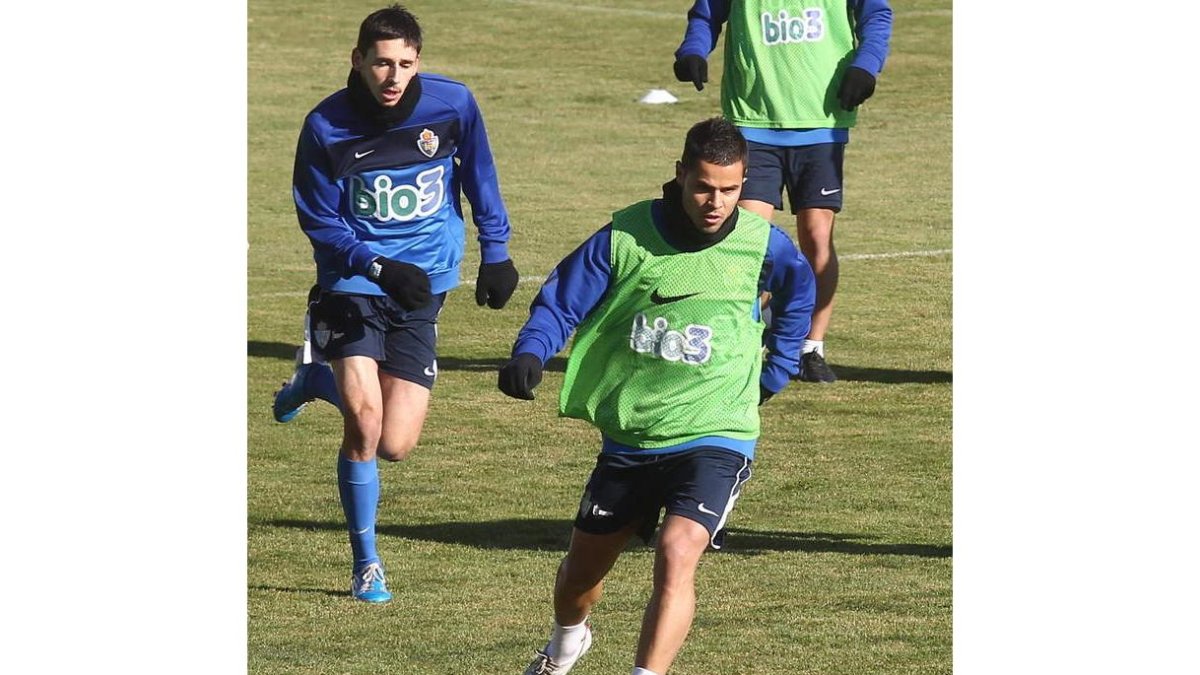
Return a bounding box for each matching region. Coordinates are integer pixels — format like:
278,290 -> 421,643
376,431 -> 419,462
655,526 -> 708,584
340,404 -> 382,448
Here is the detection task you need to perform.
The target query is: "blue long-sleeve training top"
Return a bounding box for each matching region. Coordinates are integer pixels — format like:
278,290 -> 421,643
293,73 -> 511,296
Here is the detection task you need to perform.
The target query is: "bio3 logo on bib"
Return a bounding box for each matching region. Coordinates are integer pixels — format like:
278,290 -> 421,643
351,165 -> 445,222
629,312 -> 712,365
761,8 -> 825,45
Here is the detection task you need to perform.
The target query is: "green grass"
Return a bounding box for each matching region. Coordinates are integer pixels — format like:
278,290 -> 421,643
249,1 -> 951,673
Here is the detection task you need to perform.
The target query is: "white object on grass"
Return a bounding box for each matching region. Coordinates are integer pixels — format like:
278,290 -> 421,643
638,88 -> 679,104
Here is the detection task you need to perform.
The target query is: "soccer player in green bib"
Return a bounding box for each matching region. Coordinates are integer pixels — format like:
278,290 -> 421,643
673,0 -> 893,382
499,117 -> 816,675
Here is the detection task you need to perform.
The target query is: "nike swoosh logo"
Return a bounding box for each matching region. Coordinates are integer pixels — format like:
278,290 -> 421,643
650,289 -> 701,305
697,503 -> 720,517
354,149 -> 376,159
820,187 -> 841,195
423,366 -> 436,377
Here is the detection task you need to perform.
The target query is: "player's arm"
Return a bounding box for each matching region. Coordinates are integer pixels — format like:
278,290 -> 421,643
851,0 -> 894,76
673,0 -> 731,91
839,0 -> 894,109
675,0 -> 729,56
498,226 -> 613,400
456,88 -> 512,265
293,121 -> 377,278
759,226 -> 817,399
456,88 -> 520,309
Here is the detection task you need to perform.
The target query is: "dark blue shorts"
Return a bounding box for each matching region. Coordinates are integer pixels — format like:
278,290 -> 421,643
308,289 -> 445,389
740,141 -> 845,213
573,447 -> 754,550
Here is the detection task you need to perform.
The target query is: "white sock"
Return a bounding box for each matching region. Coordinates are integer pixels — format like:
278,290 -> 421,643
802,339 -> 824,356
632,668 -> 660,675
546,618 -> 589,659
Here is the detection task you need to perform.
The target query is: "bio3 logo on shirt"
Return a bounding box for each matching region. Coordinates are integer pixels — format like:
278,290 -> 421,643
351,166 -> 445,222
629,312 -> 712,365
761,8 -> 824,45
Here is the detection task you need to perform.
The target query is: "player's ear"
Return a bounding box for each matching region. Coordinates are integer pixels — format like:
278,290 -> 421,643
351,48 -> 363,69
675,160 -> 686,185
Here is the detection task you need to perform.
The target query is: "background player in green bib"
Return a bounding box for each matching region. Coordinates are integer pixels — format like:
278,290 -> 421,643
673,0 -> 893,382
499,118 -> 815,675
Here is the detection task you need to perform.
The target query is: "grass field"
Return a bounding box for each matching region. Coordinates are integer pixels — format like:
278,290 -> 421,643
248,1 -> 951,673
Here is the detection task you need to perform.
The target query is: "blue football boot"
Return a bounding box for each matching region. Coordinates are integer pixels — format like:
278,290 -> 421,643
350,562 -> 392,603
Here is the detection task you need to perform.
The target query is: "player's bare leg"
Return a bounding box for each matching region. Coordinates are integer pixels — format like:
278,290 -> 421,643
523,525 -> 637,674
634,514 -> 711,673
333,356 -> 384,461
376,373 -> 430,462
795,207 -> 837,342
554,525 -> 638,624
792,207 -> 839,382
331,356 -> 392,602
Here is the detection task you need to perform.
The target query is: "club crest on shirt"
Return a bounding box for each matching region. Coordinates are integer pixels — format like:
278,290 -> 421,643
417,128 -> 439,158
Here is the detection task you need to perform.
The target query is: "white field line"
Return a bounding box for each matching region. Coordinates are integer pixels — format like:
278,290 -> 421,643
251,248 -> 950,297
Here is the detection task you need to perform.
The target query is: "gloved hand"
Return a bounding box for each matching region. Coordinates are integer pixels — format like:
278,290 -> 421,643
367,257 -> 432,310
837,66 -> 876,110
673,54 -> 708,92
759,385 -> 776,406
498,353 -> 543,400
475,259 -> 519,309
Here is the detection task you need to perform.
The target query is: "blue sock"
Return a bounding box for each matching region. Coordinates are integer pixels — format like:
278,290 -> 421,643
337,455 -> 380,569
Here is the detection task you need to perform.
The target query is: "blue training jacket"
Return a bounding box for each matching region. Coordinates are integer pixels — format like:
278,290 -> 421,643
293,73 -> 512,296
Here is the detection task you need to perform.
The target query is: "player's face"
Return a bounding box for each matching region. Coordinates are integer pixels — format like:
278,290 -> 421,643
675,159 -> 746,234
352,39 -> 420,107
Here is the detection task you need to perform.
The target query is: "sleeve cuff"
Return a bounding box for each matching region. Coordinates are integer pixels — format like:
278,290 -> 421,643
480,241 -> 510,265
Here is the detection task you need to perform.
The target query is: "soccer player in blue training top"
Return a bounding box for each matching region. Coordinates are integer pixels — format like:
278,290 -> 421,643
499,117 -> 815,675
280,4 -> 520,603
673,0 -> 892,383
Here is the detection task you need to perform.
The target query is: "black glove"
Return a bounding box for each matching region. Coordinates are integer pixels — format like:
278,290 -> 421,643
367,257 -> 432,311
673,54 -> 708,92
498,353 -> 543,400
837,66 -> 876,110
759,385 -> 775,406
475,259 -> 519,309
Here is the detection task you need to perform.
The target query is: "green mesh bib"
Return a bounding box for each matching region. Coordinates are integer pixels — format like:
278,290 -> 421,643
722,0 -> 858,128
559,200 -> 770,447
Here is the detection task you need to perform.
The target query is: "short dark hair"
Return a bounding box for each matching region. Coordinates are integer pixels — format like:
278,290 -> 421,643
680,117 -> 748,171
357,4 -> 423,56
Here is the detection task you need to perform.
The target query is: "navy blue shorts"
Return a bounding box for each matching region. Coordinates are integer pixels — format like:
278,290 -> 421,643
308,289 -> 445,389
740,141 -> 845,213
573,447 -> 753,550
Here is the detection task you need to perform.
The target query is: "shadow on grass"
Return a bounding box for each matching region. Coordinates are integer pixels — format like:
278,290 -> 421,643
720,527 -> 951,558
824,364 -> 952,384
262,518 -> 950,558
248,340 -> 299,360
265,518 -> 573,551
247,341 -> 568,373
248,584 -> 346,598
